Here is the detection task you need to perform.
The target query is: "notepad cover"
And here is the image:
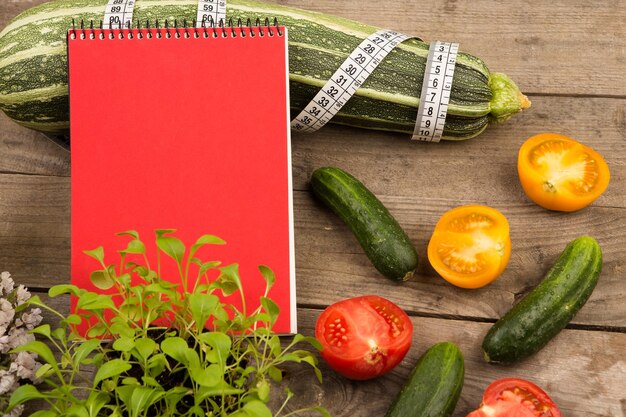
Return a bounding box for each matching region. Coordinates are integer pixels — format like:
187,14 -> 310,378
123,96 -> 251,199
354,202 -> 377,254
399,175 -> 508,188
68,27 -> 296,333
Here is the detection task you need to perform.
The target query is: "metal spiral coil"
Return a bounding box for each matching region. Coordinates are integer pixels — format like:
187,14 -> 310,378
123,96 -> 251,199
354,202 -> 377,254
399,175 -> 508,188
69,16 -> 283,40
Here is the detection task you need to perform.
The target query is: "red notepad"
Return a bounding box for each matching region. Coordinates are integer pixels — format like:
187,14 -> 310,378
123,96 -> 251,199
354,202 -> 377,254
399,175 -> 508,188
68,26 -> 295,334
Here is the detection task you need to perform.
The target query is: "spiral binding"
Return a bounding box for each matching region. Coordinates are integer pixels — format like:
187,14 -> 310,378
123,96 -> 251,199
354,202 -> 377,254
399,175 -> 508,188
69,16 -> 283,40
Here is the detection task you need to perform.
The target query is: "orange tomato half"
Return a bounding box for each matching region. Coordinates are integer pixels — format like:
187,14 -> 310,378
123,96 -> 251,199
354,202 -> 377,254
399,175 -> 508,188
427,205 -> 511,289
517,133 -> 610,212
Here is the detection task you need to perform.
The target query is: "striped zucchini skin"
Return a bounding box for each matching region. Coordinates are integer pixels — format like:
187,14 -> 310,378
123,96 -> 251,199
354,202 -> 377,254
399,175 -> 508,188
0,0 -> 529,137
482,236 -> 603,364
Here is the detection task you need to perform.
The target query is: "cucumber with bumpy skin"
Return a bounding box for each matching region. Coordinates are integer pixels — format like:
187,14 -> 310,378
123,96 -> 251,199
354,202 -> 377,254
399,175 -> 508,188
385,342 -> 465,417
310,167 -> 418,281
482,236 -> 603,364
0,0 -> 530,138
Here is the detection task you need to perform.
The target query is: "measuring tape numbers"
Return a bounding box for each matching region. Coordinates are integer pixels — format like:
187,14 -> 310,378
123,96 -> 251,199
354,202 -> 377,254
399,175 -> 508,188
196,0 -> 227,28
103,0 -> 136,29
291,29 -> 411,133
291,30 -> 459,141
411,41 -> 459,142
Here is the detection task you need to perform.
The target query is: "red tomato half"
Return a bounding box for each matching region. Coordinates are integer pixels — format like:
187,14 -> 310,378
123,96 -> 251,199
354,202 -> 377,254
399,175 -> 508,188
315,295 -> 413,380
467,378 -> 562,417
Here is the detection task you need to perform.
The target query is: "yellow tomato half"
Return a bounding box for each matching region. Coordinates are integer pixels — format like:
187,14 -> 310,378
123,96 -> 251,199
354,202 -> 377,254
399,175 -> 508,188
428,205 -> 511,289
517,133 -> 610,212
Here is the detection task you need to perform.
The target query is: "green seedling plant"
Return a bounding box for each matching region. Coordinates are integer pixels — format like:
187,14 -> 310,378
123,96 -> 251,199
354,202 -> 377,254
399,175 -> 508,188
9,230 -> 328,417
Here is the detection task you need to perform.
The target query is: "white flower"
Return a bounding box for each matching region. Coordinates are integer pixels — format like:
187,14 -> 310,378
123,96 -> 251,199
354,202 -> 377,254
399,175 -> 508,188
0,272 -> 14,296
18,308 -> 42,331
0,370 -> 16,396
2,403 -> 25,417
0,328 -> 34,354
0,300 -> 15,338
9,351 -> 41,382
14,286 -> 30,306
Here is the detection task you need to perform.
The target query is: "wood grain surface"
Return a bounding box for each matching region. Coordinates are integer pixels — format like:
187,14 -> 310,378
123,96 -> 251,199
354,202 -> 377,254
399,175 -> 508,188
1,0 -> 625,416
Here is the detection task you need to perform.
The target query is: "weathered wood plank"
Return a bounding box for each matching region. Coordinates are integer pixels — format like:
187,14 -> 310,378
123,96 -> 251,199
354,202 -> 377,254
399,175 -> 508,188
275,0 -> 626,97
2,169 -> 624,328
21,294 -> 626,417
284,308 -> 626,417
1,0 -> 624,99
0,112 -> 70,176
294,192 -> 626,328
291,95 -> 626,205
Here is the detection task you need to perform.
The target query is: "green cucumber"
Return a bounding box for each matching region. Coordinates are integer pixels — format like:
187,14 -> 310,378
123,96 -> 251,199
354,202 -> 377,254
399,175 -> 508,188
482,235 -> 603,364
310,167 -> 418,281
0,0 -> 530,138
385,342 -> 464,417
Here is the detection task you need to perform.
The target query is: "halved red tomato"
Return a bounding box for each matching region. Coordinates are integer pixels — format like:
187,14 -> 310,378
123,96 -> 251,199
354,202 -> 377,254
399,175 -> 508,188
518,133 -> 610,212
314,295 -> 412,380
427,205 -> 511,289
467,378 -> 562,417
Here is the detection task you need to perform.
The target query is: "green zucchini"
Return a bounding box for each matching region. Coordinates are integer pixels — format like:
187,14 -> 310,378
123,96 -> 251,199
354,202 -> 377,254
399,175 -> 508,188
310,166 -> 418,281
0,0 -> 530,138
482,236 -> 603,364
385,342 -> 464,417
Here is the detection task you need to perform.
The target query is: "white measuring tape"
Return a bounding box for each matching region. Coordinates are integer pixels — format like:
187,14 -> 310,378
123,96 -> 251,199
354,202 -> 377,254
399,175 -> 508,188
291,29 -> 410,133
196,0 -> 227,28
103,0 -> 135,29
102,0 -> 226,29
412,41 -> 459,142
291,30 -> 459,141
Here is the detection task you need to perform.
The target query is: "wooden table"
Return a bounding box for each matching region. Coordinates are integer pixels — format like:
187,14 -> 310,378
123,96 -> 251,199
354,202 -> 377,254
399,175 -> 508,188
1,1 -> 624,416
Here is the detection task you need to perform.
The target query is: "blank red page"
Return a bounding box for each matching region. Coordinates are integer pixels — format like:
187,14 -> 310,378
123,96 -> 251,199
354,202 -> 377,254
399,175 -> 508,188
68,27 -> 295,333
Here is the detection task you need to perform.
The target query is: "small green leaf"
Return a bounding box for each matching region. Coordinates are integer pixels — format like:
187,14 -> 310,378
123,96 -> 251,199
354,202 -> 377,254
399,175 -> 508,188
83,246 -> 105,263
257,379 -> 270,402
121,239 -> 145,255
156,236 -> 185,265
35,363 -> 53,379
160,337 -> 189,365
188,293 -> 219,330
129,387 -> 164,417
198,260 -> 221,276
242,400 -> 273,417
258,265 -> 275,291
121,377 -> 139,385
267,365 -> 283,382
49,284 -> 83,298
189,234 -> 226,258
30,324 -> 51,338
189,363 -> 221,387
266,335 -> 282,358
74,339 -> 102,365
117,230 -> 140,239
260,297 -> 280,326
86,391 -> 110,417
216,263 -> 241,296
141,376 -> 160,387
8,384 -> 47,408
155,229 -> 177,238
132,338 -> 157,362
12,341 -> 57,368
77,293 -> 116,311
147,354 -> 168,377
291,334 -> 323,350
93,359 -> 132,387
62,314 -> 83,326
198,332 -> 231,365
90,270 -> 115,290
112,337 -> 135,352
66,404 -> 90,417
